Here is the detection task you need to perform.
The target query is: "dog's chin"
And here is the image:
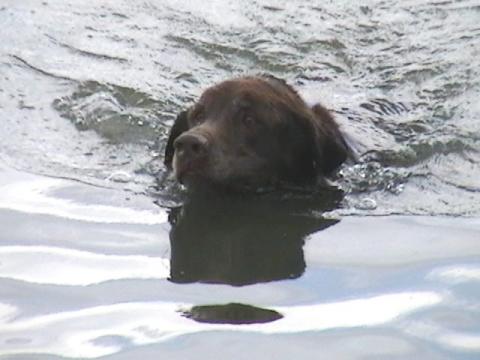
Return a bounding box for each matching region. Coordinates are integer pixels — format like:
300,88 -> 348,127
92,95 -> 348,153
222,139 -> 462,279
173,159 -> 207,185
173,167 -> 215,191
175,170 -> 202,186
178,171 -> 278,194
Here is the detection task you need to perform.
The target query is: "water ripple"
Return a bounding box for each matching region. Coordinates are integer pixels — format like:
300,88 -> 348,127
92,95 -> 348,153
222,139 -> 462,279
0,292 -> 441,358
0,246 -> 169,286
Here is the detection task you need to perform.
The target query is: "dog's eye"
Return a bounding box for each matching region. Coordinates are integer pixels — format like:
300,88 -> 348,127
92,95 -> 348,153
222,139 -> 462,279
190,106 -> 205,125
242,115 -> 257,128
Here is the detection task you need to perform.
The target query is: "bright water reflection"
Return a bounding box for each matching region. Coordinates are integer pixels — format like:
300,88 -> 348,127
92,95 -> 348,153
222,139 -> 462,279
0,246 -> 169,286
0,292 -> 441,358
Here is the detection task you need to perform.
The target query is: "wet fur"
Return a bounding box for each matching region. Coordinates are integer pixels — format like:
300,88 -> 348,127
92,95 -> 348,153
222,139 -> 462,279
165,75 -> 349,189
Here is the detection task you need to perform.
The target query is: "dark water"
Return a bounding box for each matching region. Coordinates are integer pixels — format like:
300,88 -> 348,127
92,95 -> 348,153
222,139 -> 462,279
1,0 -> 480,359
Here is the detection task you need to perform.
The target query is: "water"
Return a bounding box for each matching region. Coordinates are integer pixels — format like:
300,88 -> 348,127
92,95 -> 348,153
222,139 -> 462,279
0,0 -> 479,359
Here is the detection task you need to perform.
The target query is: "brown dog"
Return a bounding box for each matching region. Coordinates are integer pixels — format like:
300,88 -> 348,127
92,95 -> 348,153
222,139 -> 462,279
164,75 -> 349,189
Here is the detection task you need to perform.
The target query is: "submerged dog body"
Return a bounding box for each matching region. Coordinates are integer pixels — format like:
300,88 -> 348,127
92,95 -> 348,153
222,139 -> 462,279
165,75 -> 349,189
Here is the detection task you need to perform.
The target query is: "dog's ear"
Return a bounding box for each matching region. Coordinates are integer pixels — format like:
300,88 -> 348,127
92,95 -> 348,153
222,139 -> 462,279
310,104 -> 349,175
164,110 -> 189,168
282,104 -> 348,180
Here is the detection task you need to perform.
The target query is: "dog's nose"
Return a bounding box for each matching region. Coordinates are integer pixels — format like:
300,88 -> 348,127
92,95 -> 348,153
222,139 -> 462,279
174,133 -> 209,160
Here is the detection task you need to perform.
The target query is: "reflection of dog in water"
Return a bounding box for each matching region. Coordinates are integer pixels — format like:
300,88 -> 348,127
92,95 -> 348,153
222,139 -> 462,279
168,189 -> 341,286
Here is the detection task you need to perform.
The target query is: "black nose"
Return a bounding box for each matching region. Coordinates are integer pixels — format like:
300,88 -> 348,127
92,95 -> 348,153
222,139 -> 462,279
174,133 -> 209,160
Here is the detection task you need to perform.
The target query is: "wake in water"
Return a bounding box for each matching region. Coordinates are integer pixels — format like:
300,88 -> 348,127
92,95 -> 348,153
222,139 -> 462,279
1,0 -> 479,215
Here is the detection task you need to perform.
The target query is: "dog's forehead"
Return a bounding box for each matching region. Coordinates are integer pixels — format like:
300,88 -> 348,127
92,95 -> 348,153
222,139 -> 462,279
199,78 -> 277,108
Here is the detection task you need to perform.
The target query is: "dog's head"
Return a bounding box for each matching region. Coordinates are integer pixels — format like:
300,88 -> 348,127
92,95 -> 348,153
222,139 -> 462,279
165,76 -> 348,189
